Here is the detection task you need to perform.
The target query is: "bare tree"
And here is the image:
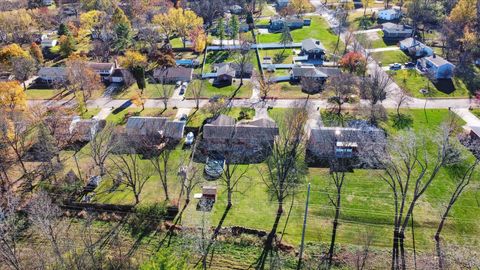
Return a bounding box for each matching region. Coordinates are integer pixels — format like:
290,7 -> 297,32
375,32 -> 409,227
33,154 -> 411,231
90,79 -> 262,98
256,107 -> 308,269
11,56 -> 37,91
355,229 -> 374,270
153,74 -> 173,111
360,68 -> 391,125
369,124 -> 460,270
65,59 -> 103,113
394,90 -> 412,118
232,36 -> 253,89
325,73 -> 358,116
435,159 -> 478,270
150,147 -> 173,202
0,193 -> 22,270
189,80 -> 204,110
89,123 -> 116,176
111,151 -> 153,205
254,71 -> 279,100
27,191 -> 66,267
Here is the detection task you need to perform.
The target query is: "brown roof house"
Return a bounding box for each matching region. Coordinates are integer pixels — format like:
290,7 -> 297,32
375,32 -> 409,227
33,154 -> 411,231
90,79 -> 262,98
197,115 -> 279,163
86,62 -> 115,77
307,126 -> 386,170
119,116 -> 186,153
153,67 -> 193,83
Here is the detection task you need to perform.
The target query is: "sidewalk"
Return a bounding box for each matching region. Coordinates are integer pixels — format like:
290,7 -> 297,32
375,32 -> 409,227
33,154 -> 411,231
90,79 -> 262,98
451,108 -> 480,127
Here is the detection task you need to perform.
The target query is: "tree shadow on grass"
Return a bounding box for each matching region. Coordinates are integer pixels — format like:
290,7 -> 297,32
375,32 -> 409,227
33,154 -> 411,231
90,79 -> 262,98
391,113 -> 413,130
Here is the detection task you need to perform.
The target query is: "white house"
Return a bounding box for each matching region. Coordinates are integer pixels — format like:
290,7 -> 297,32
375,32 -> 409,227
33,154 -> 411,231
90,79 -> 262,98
417,55 -> 455,79
399,38 -> 434,57
378,8 -> 402,21
41,39 -> 57,48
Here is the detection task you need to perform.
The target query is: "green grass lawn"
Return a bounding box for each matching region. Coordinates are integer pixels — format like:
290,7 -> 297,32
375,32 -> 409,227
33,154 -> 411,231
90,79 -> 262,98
257,16 -> 344,53
186,107 -> 255,129
272,82 -> 322,99
106,108 -> 177,125
93,108 -> 480,252
471,109 -> 480,118
185,80 -> 252,99
115,83 -> 175,99
259,49 -> 294,64
348,10 -> 378,31
370,50 -> 410,66
25,89 -> 60,100
356,31 -> 396,49
390,69 -> 471,98
80,108 -> 101,119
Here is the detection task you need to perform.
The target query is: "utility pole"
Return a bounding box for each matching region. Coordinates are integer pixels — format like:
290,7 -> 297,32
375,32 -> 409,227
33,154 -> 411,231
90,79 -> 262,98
297,182 -> 311,270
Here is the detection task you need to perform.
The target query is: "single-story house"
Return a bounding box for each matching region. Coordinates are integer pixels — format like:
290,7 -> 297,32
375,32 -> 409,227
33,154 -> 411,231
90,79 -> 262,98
197,115 -> 279,163
213,64 -> 236,86
290,64 -> 340,83
269,16 -> 305,32
276,0 -> 289,8
41,39 -> 57,48
38,67 -> 67,84
109,68 -> 134,85
125,116 -> 185,142
382,23 -> 413,39
377,8 -> 402,21
417,55 -> 455,79
399,38 -> 434,58
87,62 -> 115,77
153,67 -> 193,83
69,117 -> 107,142
214,63 -> 253,79
307,126 -> 386,169
301,38 -> 325,60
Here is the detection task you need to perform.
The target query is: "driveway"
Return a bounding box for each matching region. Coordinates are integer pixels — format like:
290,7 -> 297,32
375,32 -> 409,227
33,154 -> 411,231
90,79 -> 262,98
451,108 -> 480,127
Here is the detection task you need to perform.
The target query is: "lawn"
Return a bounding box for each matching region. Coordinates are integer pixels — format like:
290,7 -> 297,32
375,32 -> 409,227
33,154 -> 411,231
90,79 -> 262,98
370,50 -> 410,66
115,82 -> 176,99
258,49 -> 294,64
348,10 -> 378,31
25,89 -> 61,100
186,107 -> 255,128
272,82 -> 322,99
390,69 -> 471,98
257,16 -> 344,53
472,109 -> 480,118
356,31 -> 397,49
105,108 -> 177,125
185,80 -> 253,99
93,108 -> 480,252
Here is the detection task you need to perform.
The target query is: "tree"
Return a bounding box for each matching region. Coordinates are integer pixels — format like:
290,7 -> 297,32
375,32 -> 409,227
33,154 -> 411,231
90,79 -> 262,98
119,50 -> 148,94
189,80 -> 204,110
89,123 -> 116,176
0,193 -> 23,270
57,23 -> 69,36
232,36 -> 253,88
325,73 -> 358,117
280,23 -> 292,55
111,150 -> 153,204
29,42 -> 44,64
256,72 -> 280,99
361,0 -> 374,16
256,107 -> 308,269
289,0 -> 314,16
0,81 -> 27,111
113,22 -> 133,53
217,17 -> 225,47
57,34 -> 76,57
339,52 -> 367,75
230,15 -> 239,44
189,27 -> 206,53
435,159 -> 478,270
368,126 -> 460,270
130,90 -> 145,112
153,8 -> 203,48
65,58 -> 102,113
150,148 -> 173,202
0,44 -> 29,68
11,56 -> 36,91
360,68 -> 392,124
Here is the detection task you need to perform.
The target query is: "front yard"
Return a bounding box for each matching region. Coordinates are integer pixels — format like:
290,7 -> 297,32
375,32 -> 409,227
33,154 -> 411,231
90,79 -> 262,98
389,69 -> 471,98
185,80 -> 253,99
115,82 -> 176,99
370,50 -> 410,66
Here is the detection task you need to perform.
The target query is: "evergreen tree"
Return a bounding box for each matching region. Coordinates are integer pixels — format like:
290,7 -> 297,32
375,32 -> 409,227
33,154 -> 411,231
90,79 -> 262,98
57,23 -> 70,36
230,15 -> 240,44
280,23 -> 292,54
217,17 -> 225,47
114,22 -> 132,53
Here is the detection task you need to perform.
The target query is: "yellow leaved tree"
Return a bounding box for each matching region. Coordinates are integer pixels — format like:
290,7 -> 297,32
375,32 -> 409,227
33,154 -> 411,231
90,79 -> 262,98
0,81 -> 27,111
0,44 -> 30,68
153,8 -> 203,48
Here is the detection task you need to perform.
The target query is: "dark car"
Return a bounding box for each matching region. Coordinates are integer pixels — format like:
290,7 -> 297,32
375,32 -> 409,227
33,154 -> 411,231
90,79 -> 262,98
179,88 -> 185,95
389,63 -> 402,70
404,62 -> 415,68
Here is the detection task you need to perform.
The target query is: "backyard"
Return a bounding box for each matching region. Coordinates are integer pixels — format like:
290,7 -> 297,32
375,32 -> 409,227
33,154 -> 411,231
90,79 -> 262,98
370,50 -> 410,66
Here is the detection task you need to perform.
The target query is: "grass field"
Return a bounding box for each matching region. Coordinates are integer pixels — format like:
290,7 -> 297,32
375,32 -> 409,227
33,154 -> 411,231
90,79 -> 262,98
370,50 -> 410,66
185,80 -> 253,99
257,16 -> 344,53
390,69 -> 471,98
93,108 -> 480,252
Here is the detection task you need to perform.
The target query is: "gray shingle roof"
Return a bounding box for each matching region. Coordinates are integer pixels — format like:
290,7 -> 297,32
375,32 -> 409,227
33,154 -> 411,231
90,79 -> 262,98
153,67 -> 193,80
424,55 -> 453,67
126,117 -> 185,139
203,115 -> 279,140
302,38 -> 325,52
38,67 -> 67,78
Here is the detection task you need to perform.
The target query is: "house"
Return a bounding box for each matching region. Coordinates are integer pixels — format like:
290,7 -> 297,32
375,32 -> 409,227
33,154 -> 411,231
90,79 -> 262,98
382,23 -> 413,39
276,0 -> 289,8
125,116 -> 185,141
269,17 -> 305,32
38,67 -> 67,84
109,68 -> 133,85
399,37 -> 434,58
417,55 -> 455,79
214,63 -> 254,79
41,39 -> 57,48
290,64 -> 340,83
87,62 -> 115,77
69,117 -> 106,142
307,126 -> 386,169
301,38 -> 325,60
42,0 -> 54,5
377,8 -> 402,21
198,115 -> 279,163
213,64 -> 236,86
153,67 -> 193,83
0,72 -> 14,82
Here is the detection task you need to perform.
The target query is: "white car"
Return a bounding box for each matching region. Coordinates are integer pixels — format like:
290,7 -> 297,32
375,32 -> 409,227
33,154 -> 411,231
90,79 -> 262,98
176,81 -> 182,87
182,82 -> 188,87
185,132 -> 194,145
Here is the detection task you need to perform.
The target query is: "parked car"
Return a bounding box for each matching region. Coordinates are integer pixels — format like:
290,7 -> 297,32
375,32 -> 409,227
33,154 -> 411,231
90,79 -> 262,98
179,88 -> 185,95
182,82 -> 188,87
176,81 -> 182,87
389,63 -> 402,70
185,132 -> 194,145
179,114 -> 188,121
404,62 -> 415,68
